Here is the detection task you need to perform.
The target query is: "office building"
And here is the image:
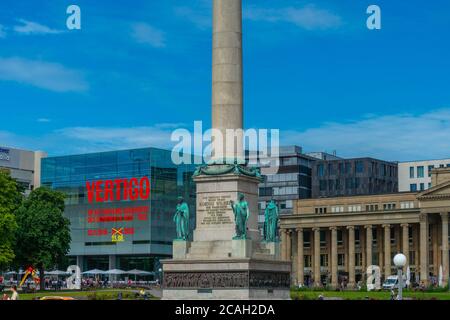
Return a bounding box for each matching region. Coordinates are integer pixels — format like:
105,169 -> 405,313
399,158 -> 450,192
312,157 -> 398,198
0,146 -> 46,193
41,147 -> 196,273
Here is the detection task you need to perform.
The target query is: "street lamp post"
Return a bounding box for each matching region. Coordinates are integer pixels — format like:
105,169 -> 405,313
393,253 -> 407,300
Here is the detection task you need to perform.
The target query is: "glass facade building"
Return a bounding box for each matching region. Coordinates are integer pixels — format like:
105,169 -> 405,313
41,147 -> 196,274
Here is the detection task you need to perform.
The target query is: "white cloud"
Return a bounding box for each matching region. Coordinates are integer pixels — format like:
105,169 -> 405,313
244,5 -> 342,30
174,6 -> 211,29
131,22 -> 166,48
281,109 -> 450,161
0,124 -> 178,155
13,19 -> 63,35
0,57 -> 88,92
0,24 -> 6,38
37,118 -> 51,123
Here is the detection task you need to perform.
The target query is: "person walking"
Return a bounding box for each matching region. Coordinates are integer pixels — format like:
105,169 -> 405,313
10,285 -> 19,300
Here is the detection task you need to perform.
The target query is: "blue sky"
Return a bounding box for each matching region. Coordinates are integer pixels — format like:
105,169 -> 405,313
0,0 -> 449,161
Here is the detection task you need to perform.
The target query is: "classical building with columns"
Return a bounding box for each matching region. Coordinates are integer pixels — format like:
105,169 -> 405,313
279,168 -> 450,288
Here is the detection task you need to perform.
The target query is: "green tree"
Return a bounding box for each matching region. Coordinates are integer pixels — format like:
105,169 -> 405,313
0,169 -> 22,269
15,187 -> 71,290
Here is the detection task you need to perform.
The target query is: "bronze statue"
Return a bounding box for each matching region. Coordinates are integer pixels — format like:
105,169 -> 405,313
173,196 -> 190,240
230,193 -> 249,239
263,198 -> 279,242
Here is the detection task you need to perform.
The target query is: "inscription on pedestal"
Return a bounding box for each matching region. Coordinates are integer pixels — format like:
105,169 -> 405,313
199,195 -> 232,226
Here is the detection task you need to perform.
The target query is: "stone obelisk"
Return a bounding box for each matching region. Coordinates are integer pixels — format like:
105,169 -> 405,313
211,0 -> 244,163
162,0 -> 291,300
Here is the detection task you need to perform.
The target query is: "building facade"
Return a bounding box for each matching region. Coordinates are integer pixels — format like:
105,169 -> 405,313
312,157 -> 398,199
399,159 -> 450,192
41,147 -> 196,273
0,146 -> 46,193
280,168 -> 450,288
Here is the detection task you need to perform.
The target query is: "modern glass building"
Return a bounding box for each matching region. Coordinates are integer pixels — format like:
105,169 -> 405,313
41,147 -> 196,275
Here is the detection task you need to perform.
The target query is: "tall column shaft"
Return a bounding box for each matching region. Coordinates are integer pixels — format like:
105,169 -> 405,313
347,226 -> 356,287
441,213 -> 449,287
419,213 -> 429,285
383,224 -> 391,277
296,228 -> 304,286
330,227 -> 338,288
313,228 -> 321,287
212,0 -> 243,162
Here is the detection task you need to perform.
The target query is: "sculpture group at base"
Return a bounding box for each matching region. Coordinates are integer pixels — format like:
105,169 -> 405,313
173,193 -> 279,243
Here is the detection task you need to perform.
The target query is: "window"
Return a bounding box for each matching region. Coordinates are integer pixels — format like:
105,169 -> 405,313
285,200 -> 293,209
428,165 -> 434,177
328,163 -> 334,175
320,230 -> 326,246
366,204 -> 379,211
355,229 -> 360,245
337,230 -> 343,245
317,164 -> 325,177
348,205 -> 362,212
410,184 -> 417,192
304,231 -> 311,248
319,180 -> 327,191
420,183 -> 425,191
315,207 -> 327,214
383,203 -> 396,210
331,206 -> 344,213
409,251 -> 415,265
400,201 -> 415,209
345,162 -> 351,174
356,161 -> 364,173
304,255 -> 312,268
428,182 -> 432,189
259,187 -> 272,197
409,166 -> 414,178
355,253 -> 362,266
320,254 -> 328,267
417,166 -> 424,178
338,254 -> 345,266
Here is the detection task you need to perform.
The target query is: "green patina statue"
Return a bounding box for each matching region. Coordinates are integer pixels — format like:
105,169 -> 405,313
263,198 -> 279,242
173,196 -> 190,241
230,193 -> 249,240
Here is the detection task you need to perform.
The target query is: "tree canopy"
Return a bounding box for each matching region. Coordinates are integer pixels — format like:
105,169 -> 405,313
15,187 -> 71,273
0,169 -> 22,268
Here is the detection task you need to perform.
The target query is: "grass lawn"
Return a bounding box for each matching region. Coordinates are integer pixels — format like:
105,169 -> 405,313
291,289 -> 450,300
16,289 -> 152,300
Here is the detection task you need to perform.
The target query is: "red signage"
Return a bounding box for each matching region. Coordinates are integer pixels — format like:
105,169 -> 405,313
86,177 -> 150,203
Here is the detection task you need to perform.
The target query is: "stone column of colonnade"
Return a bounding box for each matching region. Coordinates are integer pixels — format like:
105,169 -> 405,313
365,225 -> 373,267
419,213 -> 429,285
330,227 -> 338,288
441,213 -> 449,287
281,229 -> 287,260
313,227 -> 321,286
347,226 -> 356,288
383,224 -> 391,276
296,228 -> 304,286
401,223 -> 409,269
